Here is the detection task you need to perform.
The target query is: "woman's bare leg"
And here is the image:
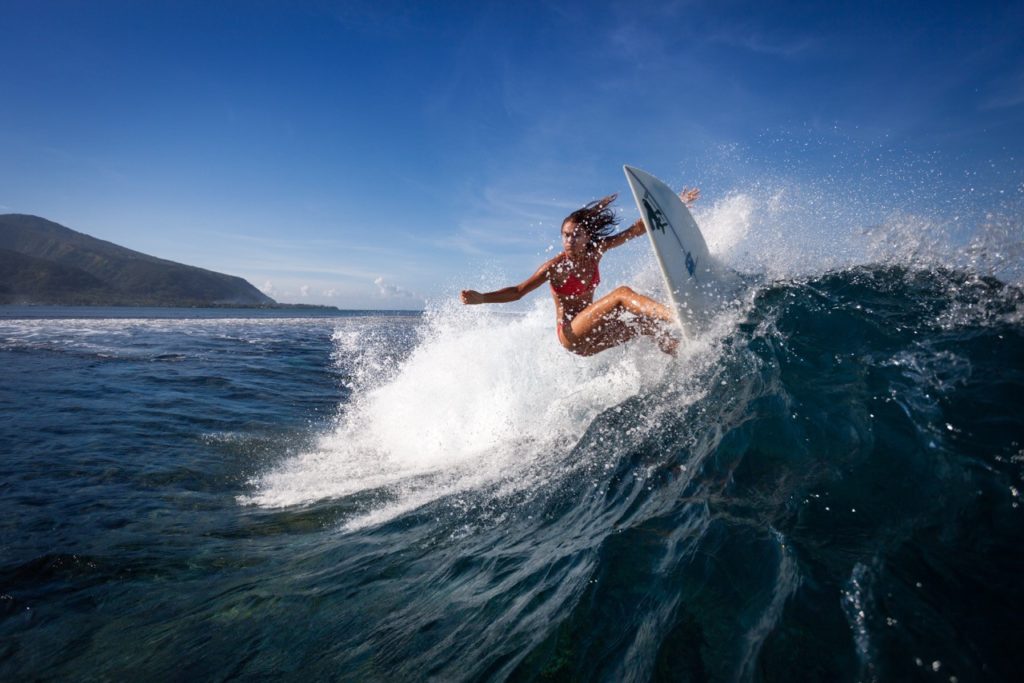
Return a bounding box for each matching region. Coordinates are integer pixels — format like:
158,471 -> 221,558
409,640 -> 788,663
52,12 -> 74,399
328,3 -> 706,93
561,286 -> 678,356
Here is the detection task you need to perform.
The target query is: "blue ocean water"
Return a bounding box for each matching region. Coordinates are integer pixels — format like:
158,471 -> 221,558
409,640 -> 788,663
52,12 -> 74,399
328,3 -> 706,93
1,264 -> 1022,680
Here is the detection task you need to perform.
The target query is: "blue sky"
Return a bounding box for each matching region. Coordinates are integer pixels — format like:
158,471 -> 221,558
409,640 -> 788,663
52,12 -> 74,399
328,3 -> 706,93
2,0 -> 1022,308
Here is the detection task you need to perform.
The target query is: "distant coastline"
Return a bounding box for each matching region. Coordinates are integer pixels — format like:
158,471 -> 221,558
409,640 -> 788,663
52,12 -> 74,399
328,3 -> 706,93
0,304 -> 424,319
0,301 -> 344,311
1,214 -> 277,307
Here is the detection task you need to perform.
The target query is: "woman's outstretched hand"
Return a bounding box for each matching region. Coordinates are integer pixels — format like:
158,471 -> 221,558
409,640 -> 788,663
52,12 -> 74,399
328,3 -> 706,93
679,187 -> 701,207
460,290 -> 483,304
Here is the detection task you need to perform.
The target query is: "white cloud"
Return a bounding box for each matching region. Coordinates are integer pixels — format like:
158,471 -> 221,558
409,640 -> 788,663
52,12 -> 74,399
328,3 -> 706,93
322,288 -> 337,298
259,280 -> 275,295
374,276 -> 421,302
299,285 -> 310,297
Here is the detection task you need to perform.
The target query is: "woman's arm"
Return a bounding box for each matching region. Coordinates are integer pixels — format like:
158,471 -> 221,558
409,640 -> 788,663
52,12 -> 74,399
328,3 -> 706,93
600,187 -> 701,252
461,259 -> 553,305
599,218 -> 646,251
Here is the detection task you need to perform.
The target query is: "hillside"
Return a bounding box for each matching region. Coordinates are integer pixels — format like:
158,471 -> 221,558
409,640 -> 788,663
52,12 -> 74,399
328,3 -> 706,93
0,214 -> 275,306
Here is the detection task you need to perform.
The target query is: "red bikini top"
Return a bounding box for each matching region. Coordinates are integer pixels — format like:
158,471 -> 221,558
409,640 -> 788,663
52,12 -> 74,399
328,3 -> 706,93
551,260 -> 600,296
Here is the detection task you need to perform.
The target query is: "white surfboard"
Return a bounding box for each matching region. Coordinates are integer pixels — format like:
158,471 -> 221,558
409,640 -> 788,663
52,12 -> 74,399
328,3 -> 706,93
623,165 -> 722,338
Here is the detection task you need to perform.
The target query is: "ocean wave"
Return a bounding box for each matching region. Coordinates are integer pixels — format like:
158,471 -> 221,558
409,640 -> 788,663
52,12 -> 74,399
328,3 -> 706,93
238,261 -> 1023,680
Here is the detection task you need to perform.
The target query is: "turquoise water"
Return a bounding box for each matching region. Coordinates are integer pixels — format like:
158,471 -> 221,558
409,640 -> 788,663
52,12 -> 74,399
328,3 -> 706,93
1,266 -> 1022,681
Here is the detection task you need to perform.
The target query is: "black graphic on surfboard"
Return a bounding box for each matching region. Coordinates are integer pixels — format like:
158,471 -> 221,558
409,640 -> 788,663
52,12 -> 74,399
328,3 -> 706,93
641,193 -> 669,234
643,191 -> 696,277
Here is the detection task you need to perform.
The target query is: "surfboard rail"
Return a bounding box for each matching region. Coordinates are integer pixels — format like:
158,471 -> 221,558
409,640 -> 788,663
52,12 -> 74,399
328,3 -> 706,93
623,164 -> 721,338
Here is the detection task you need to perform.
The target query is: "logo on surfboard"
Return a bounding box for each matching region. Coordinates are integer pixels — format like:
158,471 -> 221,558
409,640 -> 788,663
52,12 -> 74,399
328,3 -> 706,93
643,191 -> 698,278
641,192 -> 669,234
685,251 -> 697,277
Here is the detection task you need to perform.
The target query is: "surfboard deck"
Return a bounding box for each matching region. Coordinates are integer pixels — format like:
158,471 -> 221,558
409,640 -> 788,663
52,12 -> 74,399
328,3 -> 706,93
623,165 -> 721,339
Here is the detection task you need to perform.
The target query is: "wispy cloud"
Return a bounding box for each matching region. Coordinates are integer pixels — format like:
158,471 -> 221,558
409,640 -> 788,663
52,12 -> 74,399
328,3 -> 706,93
374,276 -> 422,302
214,259 -> 383,281
421,224 -> 547,259
415,178 -> 581,257
328,1 -> 442,41
608,20 -> 671,67
980,69 -> 1024,110
208,231 -> 401,255
706,28 -> 817,58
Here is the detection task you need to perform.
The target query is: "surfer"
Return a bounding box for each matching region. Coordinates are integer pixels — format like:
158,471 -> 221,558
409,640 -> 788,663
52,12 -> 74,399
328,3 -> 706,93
460,189 -> 700,356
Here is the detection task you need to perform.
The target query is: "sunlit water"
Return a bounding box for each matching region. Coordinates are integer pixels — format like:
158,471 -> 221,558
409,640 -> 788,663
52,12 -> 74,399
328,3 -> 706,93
2,187 -> 1023,681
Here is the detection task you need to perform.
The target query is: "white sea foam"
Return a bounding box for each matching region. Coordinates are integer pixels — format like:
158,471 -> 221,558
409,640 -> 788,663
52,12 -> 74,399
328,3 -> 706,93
237,240 -> 749,529
697,191 -> 755,257
691,169 -> 1023,285
241,295 -> 705,529
242,171 -> 1022,527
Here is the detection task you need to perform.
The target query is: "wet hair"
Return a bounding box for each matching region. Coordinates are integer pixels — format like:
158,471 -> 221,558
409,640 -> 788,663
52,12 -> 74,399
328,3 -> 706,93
563,194 -> 619,247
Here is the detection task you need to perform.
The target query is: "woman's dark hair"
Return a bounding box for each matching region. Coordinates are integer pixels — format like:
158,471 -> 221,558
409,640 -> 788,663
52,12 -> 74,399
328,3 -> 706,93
563,194 -> 619,246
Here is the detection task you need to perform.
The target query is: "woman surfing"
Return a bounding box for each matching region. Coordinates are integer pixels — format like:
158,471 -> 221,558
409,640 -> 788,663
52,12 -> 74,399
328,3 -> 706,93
460,189 -> 700,356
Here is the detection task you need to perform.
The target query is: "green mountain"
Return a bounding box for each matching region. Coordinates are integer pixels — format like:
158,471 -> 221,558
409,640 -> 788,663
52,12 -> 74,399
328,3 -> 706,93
0,214 -> 275,306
